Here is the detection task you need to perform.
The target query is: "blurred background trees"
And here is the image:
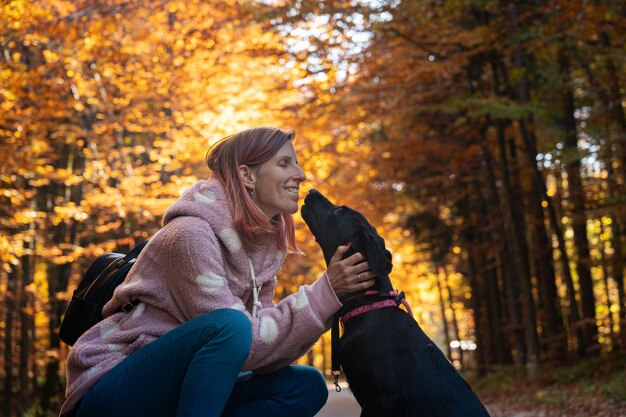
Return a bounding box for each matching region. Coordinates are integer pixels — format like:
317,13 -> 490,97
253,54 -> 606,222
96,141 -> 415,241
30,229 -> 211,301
1,0 -> 624,415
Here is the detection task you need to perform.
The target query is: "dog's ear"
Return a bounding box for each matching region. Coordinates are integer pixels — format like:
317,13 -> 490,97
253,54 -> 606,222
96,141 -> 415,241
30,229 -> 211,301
363,232 -> 393,278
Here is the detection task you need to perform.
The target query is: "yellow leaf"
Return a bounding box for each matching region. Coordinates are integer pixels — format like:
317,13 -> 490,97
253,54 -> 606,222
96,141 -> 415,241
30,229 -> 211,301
43,49 -> 59,63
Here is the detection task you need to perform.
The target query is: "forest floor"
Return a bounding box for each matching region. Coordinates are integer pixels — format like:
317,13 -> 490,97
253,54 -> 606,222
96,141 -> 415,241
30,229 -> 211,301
471,354 -> 626,417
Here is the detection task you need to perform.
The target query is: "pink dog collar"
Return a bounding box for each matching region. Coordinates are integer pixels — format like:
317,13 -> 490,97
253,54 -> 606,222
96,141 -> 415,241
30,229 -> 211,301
340,290 -> 414,324
341,299 -> 398,324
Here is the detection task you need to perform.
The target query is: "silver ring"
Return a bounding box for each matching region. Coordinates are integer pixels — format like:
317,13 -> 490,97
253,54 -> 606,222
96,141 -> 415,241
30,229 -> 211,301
357,273 -> 361,280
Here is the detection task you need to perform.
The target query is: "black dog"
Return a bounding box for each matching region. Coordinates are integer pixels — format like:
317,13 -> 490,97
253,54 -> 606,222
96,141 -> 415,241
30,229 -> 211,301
302,189 -> 490,417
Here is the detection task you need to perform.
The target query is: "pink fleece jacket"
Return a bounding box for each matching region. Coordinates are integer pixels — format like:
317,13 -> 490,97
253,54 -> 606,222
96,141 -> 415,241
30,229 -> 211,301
60,179 -> 342,415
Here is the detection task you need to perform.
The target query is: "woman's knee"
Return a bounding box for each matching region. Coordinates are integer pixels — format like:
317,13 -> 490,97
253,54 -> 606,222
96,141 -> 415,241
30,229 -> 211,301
291,365 -> 329,413
194,309 -> 252,358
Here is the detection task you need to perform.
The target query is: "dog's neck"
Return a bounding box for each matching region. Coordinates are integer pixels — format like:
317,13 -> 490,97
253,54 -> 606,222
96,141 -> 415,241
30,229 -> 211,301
338,288 -> 395,314
339,276 -> 394,304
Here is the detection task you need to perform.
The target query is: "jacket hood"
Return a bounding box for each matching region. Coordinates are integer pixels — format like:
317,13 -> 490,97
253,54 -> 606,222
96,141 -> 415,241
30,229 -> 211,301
161,178 -> 285,284
162,178 -> 233,230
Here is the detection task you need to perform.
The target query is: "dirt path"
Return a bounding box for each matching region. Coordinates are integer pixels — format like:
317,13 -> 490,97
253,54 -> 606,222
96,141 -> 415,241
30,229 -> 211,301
315,384 -> 359,417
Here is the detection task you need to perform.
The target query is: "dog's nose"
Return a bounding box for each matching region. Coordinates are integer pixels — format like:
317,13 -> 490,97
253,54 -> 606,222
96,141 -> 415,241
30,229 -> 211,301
304,189 -> 337,210
303,189 -> 319,205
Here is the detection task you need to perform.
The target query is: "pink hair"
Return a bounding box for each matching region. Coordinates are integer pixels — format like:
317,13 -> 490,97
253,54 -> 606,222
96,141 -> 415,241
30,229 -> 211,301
206,127 -> 301,253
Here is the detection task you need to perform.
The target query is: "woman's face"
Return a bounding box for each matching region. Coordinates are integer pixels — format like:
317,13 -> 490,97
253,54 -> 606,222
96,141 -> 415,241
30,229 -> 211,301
250,141 -> 306,219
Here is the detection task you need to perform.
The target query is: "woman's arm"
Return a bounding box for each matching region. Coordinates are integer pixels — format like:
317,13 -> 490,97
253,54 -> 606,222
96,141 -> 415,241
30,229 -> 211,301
159,217 -> 341,372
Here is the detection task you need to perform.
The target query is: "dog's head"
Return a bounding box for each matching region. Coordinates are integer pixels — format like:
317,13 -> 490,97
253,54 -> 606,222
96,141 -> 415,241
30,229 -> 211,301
301,189 -> 393,294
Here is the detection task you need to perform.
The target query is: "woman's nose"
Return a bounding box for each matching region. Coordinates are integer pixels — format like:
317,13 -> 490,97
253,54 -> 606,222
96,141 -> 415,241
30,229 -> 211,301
293,166 -> 306,183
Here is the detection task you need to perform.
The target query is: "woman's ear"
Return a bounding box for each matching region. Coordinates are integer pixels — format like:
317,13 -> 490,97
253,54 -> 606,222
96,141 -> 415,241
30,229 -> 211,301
238,164 -> 257,192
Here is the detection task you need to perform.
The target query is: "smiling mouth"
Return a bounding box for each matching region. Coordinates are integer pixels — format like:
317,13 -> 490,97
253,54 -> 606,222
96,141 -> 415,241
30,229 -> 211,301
285,187 -> 299,196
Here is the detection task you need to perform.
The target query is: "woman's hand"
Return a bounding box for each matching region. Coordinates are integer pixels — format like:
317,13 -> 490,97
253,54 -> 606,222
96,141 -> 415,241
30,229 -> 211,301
326,244 -> 376,298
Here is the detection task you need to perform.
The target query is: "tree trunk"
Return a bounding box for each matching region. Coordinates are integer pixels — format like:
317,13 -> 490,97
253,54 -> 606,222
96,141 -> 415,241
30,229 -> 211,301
4,268 -> 17,417
484,229 -> 506,368
520,154 -> 567,358
43,219 -> 79,411
611,227 -> 626,352
42,261 -> 71,411
496,125 -> 540,372
598,32 -> 626,183
437,266 -> 453,361
531,202 -> 568,359
445,268 -> 464,367
474,176 -> 510,369
494,130 -> 526,365
559,50 -> 599,354
598,221 -> 616,347
466,250 -> 487,375
596,26 -> 626,350
600,100 -> 626,352
19,224 -> 36,414
482,146 -> 514,365
550,162 -> 584,351
461,184 -> 488,375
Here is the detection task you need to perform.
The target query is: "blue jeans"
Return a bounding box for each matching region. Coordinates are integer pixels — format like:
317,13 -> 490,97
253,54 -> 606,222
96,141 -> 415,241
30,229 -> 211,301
76,309 -> 328,417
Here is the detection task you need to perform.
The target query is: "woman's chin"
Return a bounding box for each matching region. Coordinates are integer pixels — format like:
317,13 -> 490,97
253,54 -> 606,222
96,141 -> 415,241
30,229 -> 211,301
268,205 -> 299,218
285,203 -> 299,215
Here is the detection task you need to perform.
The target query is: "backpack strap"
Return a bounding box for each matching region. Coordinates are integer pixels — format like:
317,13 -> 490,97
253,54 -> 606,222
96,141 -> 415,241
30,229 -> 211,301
124,240 -> 148,262
118,241 -> 149,313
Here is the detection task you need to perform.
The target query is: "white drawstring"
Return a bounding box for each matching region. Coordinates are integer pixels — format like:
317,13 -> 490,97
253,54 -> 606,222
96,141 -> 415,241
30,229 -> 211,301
248,257 -> 262,317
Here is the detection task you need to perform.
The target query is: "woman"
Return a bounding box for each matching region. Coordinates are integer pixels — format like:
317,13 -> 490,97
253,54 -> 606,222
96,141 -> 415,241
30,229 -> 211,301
61,127 -> 376,417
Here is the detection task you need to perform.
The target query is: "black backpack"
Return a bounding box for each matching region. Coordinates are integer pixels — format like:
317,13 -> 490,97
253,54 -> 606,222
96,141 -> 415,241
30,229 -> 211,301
58,240 -> 148,346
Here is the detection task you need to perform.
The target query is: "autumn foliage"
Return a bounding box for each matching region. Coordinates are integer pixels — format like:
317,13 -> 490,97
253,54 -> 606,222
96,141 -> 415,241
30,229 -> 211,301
1,0 -> 625,415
